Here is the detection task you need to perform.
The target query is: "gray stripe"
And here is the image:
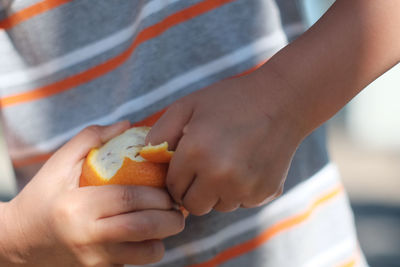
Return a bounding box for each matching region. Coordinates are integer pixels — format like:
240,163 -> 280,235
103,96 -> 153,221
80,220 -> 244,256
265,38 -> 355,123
219,195 -> 364,267
5,0 -> 145,66
0,1 -> 205,94
2,0 -> 203,72
285,126 -> 329,192
143,180 -> 366,266
3,0 -> 285,149
0,34 -> 131,94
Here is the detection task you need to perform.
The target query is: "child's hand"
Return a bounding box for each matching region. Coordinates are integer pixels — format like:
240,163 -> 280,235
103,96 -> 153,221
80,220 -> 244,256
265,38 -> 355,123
0,122 -> 184,266
147,70 -> 305,215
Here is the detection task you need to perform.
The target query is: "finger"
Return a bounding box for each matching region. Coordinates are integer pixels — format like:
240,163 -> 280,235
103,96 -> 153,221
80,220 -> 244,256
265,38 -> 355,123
146,100 -> 193,150
56,121 -> 130,164
96,210 -> 184,242
107,240 -> 164,265
165,136 -> 196,204
213,199 -> 240,213
182,177 -> 219,216
79,185 -> 174,218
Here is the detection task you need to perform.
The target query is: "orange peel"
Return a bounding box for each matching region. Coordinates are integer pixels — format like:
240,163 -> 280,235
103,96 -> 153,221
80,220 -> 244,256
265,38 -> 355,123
80,127 -> 170,187
79,126 -> 188,217
140,142 -> 174,163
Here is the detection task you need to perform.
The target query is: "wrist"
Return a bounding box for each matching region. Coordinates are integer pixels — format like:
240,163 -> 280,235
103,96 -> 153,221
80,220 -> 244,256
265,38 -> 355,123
0,202 -> 14,264
0,201 -> 26,266
248,61 -> 311,144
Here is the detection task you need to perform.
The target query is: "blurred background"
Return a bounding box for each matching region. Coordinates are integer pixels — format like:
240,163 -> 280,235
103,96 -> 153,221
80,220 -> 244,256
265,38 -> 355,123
304,1 -> 400,266
1,0 -> 399,266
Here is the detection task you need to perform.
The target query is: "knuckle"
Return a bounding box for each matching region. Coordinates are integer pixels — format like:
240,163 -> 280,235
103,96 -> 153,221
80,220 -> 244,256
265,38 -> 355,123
236,185 -> 253,201
243,183 -> 283,207
228,177 -> 254,201
239,186 -> 265,205
213,161 -> 236,180
52,197 -> 80,224
184,202 -> 210,216
120,186 -> 138,210
215,203 -> 238,213
188,209 -> 207,216
185,141 -> 207,159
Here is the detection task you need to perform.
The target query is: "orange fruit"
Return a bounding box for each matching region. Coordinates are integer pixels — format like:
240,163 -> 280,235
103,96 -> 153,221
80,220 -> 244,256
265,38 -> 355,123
80,127 -> 173,187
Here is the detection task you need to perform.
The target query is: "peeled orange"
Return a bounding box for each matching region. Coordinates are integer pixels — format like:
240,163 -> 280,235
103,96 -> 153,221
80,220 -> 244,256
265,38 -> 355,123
80,127 -> 173,187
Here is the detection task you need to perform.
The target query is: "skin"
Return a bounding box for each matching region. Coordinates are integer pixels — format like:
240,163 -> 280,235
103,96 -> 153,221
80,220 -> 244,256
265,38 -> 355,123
146,0 -> 400,215
0,122 -> 185,266
0,0 -> 399,265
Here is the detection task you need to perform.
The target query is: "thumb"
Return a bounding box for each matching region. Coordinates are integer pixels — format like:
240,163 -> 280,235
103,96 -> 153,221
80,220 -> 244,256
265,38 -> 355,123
146,101 -> 193,150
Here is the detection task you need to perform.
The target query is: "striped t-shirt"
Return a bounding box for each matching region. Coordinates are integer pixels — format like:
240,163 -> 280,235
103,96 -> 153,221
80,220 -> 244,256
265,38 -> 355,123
0,0 -> 367,266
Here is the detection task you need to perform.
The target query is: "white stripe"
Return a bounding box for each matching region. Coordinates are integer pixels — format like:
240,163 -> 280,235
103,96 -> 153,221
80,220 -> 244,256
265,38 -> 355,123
140,164 -> 341,266
3,0 -> 42,14
302,237 -> 357,267
9,31 -> 287,158
0,0 -> 181,90
283,22 -> 306,38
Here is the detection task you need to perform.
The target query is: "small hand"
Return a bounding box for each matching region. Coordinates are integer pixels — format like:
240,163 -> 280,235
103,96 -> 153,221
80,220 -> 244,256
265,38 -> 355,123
0,122 -> 184,266
147,70 -> 304,215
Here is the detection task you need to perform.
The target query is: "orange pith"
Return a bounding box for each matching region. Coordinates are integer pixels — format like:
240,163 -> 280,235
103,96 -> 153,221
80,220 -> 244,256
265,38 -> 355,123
79,127 -> 189,217
140,142 -> 174,163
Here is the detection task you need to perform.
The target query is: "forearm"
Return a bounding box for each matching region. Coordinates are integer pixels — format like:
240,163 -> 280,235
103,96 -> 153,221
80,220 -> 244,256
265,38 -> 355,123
0,202 -> 12,264
257,0 -> 400,136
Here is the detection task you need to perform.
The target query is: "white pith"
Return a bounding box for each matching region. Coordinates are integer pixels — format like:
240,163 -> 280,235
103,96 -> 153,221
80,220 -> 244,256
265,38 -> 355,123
89,127 -> 150,180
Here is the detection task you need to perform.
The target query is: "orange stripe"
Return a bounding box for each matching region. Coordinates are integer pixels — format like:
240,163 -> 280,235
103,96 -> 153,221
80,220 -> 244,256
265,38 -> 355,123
335,247 -> 360,267
12,152 -> 53,168
229,58 -> 269,78
338,259 -> 356,267
189,184 -> 344,267
0,0 -> 236,108
10,53 -> 267,167
132,109 -> 166,127
0,0 -> 71,30
12,109 -> 167,167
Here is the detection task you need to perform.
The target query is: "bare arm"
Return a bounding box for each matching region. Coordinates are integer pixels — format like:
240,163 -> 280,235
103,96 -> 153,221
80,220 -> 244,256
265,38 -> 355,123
146,0 -> 400,214
256,0 -> 400,136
